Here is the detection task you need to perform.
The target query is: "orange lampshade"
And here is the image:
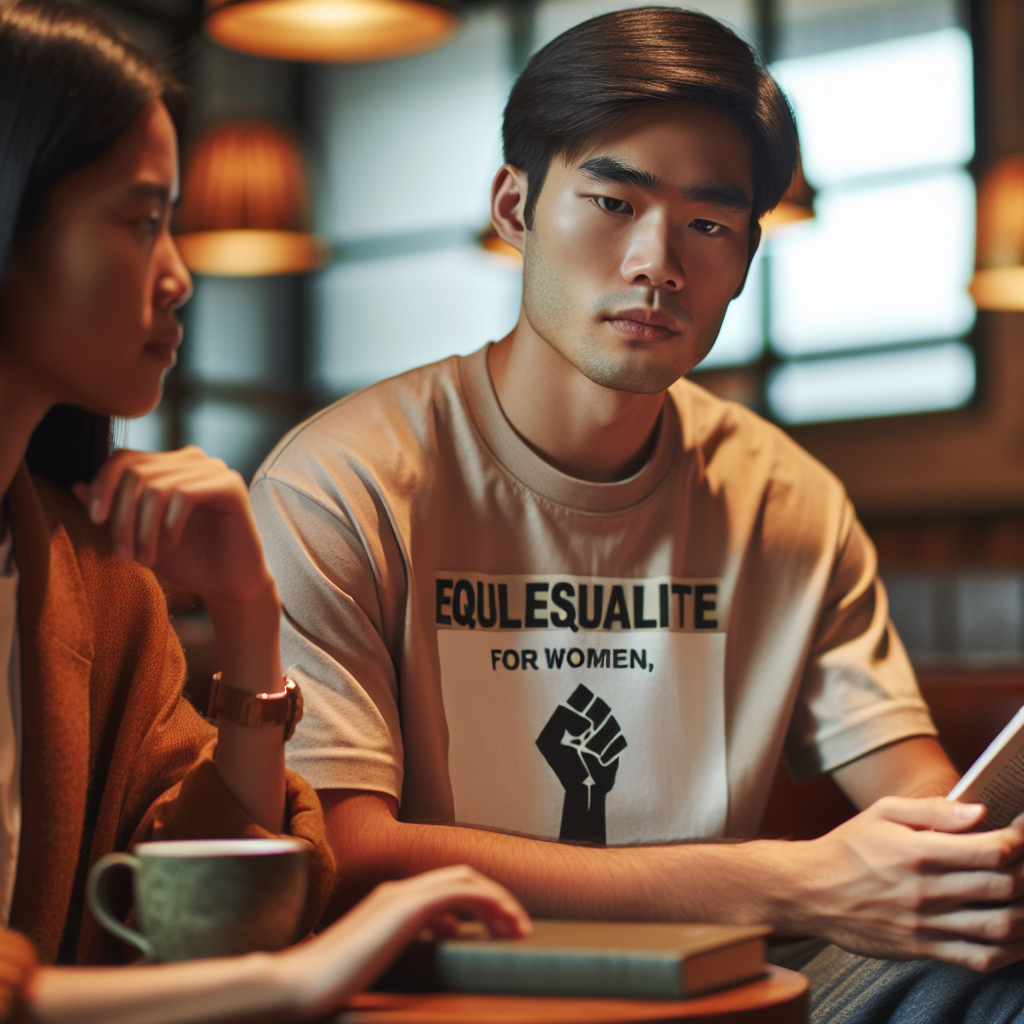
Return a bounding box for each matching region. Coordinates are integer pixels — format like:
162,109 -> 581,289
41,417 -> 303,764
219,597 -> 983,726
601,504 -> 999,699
479,224 -> 521,262
204,0 -> 459,63
760,152 -> 815,234
175,120 -> 329,276
970,154 -> 1024,310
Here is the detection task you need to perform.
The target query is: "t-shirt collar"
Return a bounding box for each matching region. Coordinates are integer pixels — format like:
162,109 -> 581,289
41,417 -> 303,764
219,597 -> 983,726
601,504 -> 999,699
458,343 -> 679,514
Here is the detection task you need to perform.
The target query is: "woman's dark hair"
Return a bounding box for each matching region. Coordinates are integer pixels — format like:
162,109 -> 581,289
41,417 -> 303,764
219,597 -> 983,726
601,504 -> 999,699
503,7 -> 798,231
0,0 -> 184,489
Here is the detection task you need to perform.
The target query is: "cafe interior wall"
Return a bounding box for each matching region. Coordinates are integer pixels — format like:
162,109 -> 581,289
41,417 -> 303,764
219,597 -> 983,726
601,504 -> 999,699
94,0 -> 1022,707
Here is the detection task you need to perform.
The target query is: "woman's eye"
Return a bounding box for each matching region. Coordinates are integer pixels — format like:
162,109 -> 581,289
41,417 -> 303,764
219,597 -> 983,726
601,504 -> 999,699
691,219 -> 722,235
595,196 -> 633,215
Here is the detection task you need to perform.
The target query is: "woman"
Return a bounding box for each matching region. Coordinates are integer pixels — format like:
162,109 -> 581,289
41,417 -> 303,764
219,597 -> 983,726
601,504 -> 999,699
0,0 -> 528,1019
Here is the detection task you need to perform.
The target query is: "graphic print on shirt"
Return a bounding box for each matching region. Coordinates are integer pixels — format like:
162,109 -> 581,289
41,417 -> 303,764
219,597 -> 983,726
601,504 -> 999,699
536,684 -> 627,844
436,573 -> 727,845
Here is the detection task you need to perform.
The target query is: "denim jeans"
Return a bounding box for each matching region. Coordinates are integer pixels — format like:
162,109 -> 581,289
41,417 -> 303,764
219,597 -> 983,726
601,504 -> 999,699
768,939 -> 1024,1024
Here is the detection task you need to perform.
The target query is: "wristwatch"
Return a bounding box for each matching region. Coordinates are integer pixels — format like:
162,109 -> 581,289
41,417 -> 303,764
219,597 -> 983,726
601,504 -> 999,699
208,672 -> 304,741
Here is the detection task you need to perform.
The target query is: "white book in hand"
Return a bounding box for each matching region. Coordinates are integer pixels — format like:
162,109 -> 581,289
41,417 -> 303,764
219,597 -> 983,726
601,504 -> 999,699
947,703 -> 1024,830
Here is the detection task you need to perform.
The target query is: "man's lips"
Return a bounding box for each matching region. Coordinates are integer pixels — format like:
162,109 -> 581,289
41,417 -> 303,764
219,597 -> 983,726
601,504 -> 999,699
603,308 -> 683,340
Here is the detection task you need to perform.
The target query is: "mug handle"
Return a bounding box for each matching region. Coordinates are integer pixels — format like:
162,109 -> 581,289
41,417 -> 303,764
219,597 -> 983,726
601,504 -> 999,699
86,853 -> 154,959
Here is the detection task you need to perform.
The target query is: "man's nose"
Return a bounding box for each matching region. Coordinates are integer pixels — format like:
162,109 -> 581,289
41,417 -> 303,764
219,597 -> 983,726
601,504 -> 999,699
620,213 -> 684,291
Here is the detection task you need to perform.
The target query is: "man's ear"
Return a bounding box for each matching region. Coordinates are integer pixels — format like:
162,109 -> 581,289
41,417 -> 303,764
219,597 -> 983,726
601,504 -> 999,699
732,220 -> 762,299
490,164 -> 528,254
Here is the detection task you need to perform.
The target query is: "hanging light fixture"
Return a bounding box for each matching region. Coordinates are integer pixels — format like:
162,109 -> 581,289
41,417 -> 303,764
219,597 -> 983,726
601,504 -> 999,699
970,154 -> 1024,311
174,120 -> 330,277
479,224 -> 521,262
204,0 -> 459,63
761,150 -> 816,234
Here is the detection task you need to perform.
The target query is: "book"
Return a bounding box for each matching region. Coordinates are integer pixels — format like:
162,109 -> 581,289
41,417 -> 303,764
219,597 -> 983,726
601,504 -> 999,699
432,920 -> 771,1000
947,703 -> 1024,831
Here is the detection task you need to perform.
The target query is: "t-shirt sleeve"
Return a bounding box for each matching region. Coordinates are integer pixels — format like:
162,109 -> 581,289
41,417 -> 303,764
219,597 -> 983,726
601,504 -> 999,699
784,502 -> 938,783
250,474 -> 405,801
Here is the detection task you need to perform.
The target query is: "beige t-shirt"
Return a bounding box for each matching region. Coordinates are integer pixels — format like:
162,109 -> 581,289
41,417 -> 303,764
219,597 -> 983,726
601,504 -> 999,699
0,526 -> 21,923
252,344 -> 936,842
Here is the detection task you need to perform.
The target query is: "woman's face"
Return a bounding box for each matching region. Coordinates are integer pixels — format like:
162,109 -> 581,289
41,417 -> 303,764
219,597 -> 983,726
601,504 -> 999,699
0,99 -> 192,419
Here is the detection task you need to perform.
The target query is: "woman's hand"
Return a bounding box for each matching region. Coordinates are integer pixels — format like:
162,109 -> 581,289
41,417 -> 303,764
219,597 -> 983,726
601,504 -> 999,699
27,867 -> 530,1024
72,446 -> 273,610
282,866 -> 532,1020
74,446 -> 286,832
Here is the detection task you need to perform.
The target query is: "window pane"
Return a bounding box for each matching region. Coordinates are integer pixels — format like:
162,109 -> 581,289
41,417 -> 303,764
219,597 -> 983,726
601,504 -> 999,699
122,406 -> 168,452
697,246 -> 765,369
185,401 -> 294,479
767,341 -> 975,424
187,277 -> 298,384
777,0 -> 959,61
771,28 -> 974,187
314,248 -> 522,393
770,170 -> 976,356
317,8 -> 510,241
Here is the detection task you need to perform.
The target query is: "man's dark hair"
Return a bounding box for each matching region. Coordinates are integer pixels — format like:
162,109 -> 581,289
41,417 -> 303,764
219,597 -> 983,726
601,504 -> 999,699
0,0 -> 185,489
503,6 -> 798,230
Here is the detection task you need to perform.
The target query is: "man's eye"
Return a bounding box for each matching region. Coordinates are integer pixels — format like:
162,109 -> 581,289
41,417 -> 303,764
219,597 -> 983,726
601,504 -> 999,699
595,196 -> 633,215
691,219 -> 722,235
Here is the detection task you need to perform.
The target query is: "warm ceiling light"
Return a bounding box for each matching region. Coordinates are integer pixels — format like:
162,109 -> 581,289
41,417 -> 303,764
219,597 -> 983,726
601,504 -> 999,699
970,154 -> 1024,311
204,0 -> 459,62
174,120 -> 329,276
761,151 -> 815,234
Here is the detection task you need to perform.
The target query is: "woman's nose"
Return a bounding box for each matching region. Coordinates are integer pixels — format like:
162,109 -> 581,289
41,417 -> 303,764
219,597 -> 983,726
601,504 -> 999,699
157,240 -> 193,310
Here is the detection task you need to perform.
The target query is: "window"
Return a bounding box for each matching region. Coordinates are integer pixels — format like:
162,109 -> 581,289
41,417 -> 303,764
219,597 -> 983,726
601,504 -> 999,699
697,0 -> 978,424
127,0 -> 981,472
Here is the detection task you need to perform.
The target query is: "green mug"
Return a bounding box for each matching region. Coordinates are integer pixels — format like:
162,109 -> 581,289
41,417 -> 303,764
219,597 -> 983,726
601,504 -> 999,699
87,838 -> 309,962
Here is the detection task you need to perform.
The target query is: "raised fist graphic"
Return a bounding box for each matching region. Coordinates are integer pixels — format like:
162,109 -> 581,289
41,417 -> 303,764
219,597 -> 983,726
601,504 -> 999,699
536,684 -> 627,845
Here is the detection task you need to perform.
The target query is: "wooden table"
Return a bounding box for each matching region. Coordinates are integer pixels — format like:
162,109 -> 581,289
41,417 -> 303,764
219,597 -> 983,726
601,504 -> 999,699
332,966 -> 808,1024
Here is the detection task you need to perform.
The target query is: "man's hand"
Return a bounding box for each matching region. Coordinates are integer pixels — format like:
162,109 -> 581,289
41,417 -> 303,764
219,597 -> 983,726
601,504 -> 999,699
796,798 -> 1024,971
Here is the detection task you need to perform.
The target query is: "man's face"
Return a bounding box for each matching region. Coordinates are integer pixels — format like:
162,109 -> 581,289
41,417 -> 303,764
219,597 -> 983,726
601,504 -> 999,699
520,101 -> 755,394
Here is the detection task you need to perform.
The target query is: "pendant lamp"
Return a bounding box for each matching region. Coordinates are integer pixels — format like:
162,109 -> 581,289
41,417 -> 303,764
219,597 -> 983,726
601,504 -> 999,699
174,120 -> 330,277
970,154 -> 1024,310
204,0 -> 459,63
761,151 -> 815,234
479,224 -> 521,262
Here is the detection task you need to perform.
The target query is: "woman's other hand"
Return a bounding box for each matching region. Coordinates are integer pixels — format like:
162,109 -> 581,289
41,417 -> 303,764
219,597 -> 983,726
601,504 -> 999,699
283,866 -> 532,1020
72,445 -> 272,611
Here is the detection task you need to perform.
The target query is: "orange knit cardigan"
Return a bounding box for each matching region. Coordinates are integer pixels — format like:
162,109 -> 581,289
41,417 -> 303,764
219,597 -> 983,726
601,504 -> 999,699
0,464 -> 334,1009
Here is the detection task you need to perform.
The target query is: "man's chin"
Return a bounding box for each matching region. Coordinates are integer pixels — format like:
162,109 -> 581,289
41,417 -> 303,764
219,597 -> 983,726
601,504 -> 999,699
576,349 -> 685,395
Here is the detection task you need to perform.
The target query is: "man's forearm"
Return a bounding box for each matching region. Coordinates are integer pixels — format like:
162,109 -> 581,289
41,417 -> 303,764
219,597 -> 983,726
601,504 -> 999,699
321,788 -> 1024,973
319,790 -> 806,930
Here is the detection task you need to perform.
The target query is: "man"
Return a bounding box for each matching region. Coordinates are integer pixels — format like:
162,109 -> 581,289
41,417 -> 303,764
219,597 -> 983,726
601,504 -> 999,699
251,9 -> 1024,1021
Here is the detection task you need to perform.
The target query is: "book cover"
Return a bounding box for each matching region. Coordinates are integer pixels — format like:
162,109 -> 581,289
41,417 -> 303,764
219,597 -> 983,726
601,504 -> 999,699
434,920 -> 771,999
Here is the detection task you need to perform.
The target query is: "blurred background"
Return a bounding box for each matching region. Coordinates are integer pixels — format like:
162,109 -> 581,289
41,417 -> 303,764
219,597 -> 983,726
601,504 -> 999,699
89,0 -> 1021,826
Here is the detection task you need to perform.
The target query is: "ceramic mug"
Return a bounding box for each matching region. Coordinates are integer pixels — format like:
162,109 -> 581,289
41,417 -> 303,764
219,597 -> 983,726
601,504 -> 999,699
87,838 -> 309,962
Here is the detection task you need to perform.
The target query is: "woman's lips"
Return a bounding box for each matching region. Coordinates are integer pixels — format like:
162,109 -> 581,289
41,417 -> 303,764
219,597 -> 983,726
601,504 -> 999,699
143,324 -> 183,366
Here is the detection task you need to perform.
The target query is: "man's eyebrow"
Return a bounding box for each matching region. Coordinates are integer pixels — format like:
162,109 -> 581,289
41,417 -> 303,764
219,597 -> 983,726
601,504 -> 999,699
679,183 -> 751,211
577,156 -> 661,193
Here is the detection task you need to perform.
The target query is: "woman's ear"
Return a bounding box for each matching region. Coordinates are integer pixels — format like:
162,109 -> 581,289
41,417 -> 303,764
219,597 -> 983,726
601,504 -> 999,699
490,164 -> 529,254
